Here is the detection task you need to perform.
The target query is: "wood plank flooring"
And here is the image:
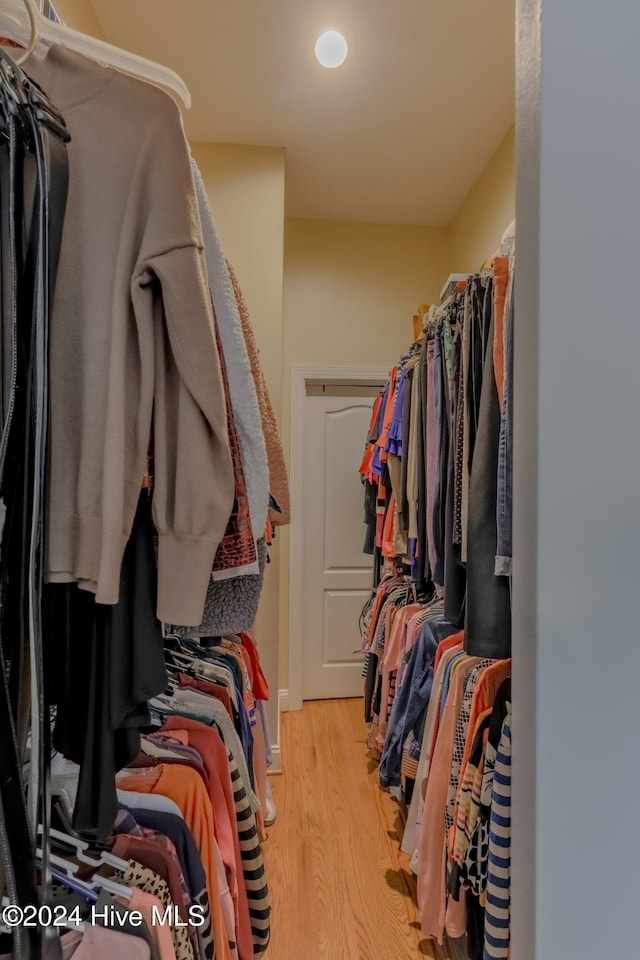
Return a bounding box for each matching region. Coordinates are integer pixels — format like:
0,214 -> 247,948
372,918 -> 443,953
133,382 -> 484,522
263,698 -> 467,960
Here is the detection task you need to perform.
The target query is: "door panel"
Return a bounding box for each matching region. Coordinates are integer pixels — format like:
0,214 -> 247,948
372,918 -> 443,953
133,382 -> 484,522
324,408 -> 374,571
323,590 -> 372,664
302,392 -> 376,700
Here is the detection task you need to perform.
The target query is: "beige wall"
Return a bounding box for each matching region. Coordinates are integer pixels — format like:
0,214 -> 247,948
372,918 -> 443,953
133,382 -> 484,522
447,125 -> 515,272
53,0 -> 105,37
191,143 -> 286,418
283,219 -> 449,369
279,218 -> 450,688
190,142 -> 286,755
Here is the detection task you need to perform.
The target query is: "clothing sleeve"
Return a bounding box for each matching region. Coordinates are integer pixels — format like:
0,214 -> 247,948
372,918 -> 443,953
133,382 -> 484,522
379,649 -> 435,789
132,245 -> 234,626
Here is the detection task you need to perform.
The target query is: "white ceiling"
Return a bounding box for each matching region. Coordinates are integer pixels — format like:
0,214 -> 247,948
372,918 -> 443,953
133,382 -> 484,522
88,0 -> 515,226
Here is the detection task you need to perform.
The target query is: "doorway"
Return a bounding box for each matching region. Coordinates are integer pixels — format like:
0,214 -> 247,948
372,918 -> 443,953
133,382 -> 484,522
288,365 -> 388,710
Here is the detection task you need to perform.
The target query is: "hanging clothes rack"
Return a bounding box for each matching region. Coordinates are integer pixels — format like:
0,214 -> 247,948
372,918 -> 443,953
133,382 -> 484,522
0,0 -> 191,106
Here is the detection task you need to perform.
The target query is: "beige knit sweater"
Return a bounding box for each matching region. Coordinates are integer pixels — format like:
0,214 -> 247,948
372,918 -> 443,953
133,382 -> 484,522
28,45 -> 234,625
226,262 -> 290,526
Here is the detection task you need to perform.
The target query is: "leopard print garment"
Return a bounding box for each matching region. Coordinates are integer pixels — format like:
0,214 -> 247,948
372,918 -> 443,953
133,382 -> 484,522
115,859 -> 195,960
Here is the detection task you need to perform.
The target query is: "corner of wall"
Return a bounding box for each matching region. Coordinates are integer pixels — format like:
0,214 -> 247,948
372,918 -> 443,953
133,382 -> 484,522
446,124 -> 516,272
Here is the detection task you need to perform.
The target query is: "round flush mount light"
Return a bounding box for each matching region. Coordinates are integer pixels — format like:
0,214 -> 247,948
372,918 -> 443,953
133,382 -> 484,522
315,30 -> 348,69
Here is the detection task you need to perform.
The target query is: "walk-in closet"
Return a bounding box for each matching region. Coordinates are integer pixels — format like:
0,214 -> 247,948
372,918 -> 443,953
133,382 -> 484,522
0,1 -> 637,959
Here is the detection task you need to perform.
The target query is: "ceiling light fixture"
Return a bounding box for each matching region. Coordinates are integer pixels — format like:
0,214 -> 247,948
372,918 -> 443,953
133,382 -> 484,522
315,31 -> 348,69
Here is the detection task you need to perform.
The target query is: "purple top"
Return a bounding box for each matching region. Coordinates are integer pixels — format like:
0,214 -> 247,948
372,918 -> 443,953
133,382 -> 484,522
386,367 -> 407,458
371,383 -> 390,480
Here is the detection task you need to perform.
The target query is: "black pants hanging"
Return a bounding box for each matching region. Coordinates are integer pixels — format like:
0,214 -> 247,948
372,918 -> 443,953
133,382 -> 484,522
44,492 -> 167,842
0,54 -> 70,960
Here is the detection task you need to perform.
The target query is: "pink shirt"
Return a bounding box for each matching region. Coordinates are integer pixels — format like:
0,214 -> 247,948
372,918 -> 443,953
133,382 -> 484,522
116,889 -> 176,960
59,923 -> 150,960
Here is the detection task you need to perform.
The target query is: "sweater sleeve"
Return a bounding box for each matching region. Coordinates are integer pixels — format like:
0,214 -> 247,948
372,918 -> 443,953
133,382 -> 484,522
133,243 -> 234,626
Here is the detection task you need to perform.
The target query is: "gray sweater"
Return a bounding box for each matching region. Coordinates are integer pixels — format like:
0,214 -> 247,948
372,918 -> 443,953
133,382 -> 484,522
28,45 -> 234,625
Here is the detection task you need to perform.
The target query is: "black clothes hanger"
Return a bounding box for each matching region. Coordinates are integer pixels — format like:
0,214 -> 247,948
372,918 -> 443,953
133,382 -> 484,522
0,48 -> 69,960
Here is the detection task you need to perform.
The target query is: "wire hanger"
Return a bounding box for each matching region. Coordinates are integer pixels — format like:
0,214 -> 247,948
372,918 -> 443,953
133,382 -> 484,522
0,0 -> 191,106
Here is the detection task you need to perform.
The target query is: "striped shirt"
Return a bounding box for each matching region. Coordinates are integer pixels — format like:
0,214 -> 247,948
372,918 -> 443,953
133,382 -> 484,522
483,704 -> 512,960
227,749 -> 271,954
452,710 -> 492,869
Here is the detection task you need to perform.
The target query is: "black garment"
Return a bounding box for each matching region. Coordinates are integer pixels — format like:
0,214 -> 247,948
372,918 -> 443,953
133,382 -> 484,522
415,354 -> 428,584
466,276 -> 494,473
0,54 -> 70,960
444,308 -> 466,627
465,887 -> 485,960
464,305 -> 511,659
362,479 -> 377,555
433,323 -> 449,586
400,367 -> 412,531
419,337 -> 429,576
44,493 -> 167,841
372,670 -> 383,720
372,544 -> 383,590
364,651 -> 379,723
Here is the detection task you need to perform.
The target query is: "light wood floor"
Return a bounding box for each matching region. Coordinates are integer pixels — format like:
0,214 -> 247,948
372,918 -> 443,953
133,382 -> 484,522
263,698 -> 467,960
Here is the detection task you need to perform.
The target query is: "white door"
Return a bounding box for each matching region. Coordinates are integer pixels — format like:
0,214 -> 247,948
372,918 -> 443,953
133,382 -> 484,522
301,386 -> 380,700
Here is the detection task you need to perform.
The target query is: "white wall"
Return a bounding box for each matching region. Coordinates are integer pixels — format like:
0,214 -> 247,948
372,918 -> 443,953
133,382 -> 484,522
513,1 -> 640,957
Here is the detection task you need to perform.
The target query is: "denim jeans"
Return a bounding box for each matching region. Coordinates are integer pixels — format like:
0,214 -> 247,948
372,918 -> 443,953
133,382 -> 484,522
379,616 -> 457,788
495,275 -> 514,576
465,305 -> 511,660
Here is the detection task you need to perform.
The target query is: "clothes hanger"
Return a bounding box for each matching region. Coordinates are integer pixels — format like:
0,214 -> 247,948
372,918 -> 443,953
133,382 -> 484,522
37,825 -> 131,880
166,649 -> 195,670
148,693 -> 175,712
36,847 -> 80,875
0,0 -> 37,65
45,826 -> 130,873
0,0 -> 191,106
37,849 -> 133,905
34,862 -> 99,903
91,875 -> 133,901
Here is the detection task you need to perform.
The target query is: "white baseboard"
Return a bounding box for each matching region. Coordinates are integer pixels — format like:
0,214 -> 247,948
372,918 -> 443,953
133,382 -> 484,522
268,745 -> 282,774
266,691 -> 288,775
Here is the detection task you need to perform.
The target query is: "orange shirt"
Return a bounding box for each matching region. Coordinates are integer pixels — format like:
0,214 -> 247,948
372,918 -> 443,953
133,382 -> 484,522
358,392 -> 384,480
239,632 -> 269,701
118,764 -> 234,960
435,631 -> 465,673
375,366 -> 398,464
